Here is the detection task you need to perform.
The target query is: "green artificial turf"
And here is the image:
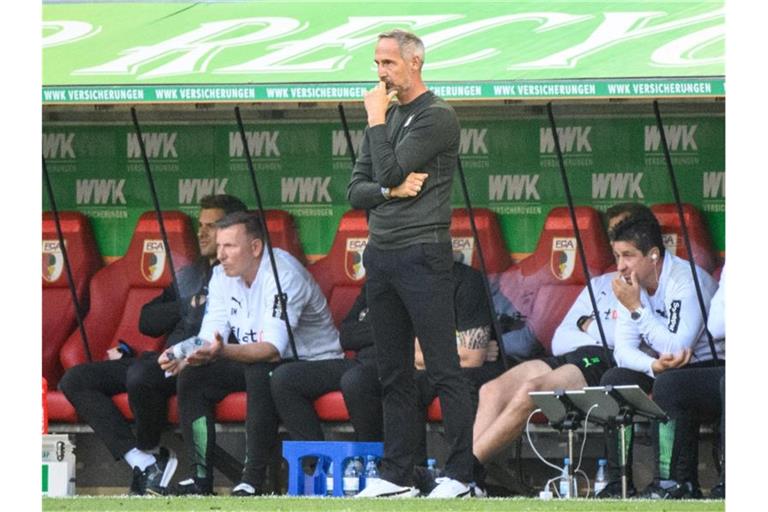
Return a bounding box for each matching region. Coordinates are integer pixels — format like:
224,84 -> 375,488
43,496 -> 725,512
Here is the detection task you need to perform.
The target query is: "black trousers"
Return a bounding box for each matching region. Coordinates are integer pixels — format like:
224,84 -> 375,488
600,362 -> 724,486
363,242 -> 475,485
58,352 -> 175,460
269,358 -> 358,440
341,360 -> 503,465
176,359 -> 280,486
653,365 -> 725,485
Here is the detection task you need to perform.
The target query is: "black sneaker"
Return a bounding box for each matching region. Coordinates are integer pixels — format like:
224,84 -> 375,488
639,480 -> 702,499
231,482 -> 263,496
128,447 -> 178,496
595,480 -> 637,499
172,476 -> 214,496
412,466 -> 438,495
709,481 -> 725,499
129,467 -> 146,495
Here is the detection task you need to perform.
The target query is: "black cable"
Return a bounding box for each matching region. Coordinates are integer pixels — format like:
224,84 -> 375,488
43,156 -> 93,362
234,106 -> 299,361
337,103 -> 357,166
456,157 -> 515,369
546,102 -> 613,367
130,108 -> 181,302
652,100 -> 719,363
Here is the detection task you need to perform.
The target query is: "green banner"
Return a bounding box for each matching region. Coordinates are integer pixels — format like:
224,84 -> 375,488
43,1 -> 724,103
43,110 -> 724,259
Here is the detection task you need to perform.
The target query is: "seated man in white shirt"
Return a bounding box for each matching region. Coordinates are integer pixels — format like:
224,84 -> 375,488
598,214 -> 721,499
159,211 -> 347,496
468,203 -> 657,490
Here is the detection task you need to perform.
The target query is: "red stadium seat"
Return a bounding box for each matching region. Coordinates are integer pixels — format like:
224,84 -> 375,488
42,212 -> 102,388
495,207 -> 614,355
651,203 -> 718,274
307,210 -> 370,327
49,211 -> 198,422
264,209 -> 306,265
450,208 -> 512,274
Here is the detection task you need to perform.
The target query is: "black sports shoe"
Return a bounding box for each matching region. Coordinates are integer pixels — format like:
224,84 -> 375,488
128,447 -> 178,495
129,467 -> 146,495
231,482 -> 263,496
412,466 -> 438,495
709,481 -> 725,499
639,480 -> 702,499
172,476 -> 214,496
595,480 -> 637,499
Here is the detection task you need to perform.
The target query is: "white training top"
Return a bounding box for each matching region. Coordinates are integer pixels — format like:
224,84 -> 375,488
707,266 -> 725,341
551,272 -> 620,356
199,247 -> 343,361
613,251 -> 722,377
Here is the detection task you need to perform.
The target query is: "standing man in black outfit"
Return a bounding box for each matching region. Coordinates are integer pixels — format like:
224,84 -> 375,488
347,29 -> 479,498
58,194 -> 246,495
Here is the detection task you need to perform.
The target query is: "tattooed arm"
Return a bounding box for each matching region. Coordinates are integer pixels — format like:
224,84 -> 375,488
457,324 -> 492,368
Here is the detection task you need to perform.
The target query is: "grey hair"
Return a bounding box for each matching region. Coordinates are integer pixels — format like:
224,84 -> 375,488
378,29 -> 425,67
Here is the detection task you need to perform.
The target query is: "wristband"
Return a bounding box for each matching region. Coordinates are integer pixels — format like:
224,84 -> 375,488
576,315 -> 591,331
117,340 -> 135,358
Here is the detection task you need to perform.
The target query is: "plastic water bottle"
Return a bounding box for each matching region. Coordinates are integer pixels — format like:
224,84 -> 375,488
343,459 -> 360,496
594,458 -> 608,496
167,336 -> 208,360
427,458 -> 442,480
364,455 -> 380,489
326,461 -> 334,496
559,457 -> 572,498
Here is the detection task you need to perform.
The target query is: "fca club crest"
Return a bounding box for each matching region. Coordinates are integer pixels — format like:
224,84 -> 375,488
141,239 -> 166,282
551,237 -> 576,281
42,240 -> 63,283
345,238 -> 368,281
662,233 -> 678,257
452,237 -> 474,265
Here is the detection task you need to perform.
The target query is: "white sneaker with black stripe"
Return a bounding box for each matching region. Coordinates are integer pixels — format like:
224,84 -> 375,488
354,478 -> 419,498
426,477 -> 474,498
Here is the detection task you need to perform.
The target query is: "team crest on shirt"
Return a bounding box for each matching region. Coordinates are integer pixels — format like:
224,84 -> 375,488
452,237 -> 474,265
662,233 -> 678,257
345,238 -> 368,281
141,240 -> 166,282
551,237 -> 576,280
42,240 -> 64,283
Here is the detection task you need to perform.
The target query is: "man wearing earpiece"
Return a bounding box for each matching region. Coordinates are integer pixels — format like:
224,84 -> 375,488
598,214 -> 721,499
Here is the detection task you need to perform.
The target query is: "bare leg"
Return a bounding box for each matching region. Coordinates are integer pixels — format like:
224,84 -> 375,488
472,360 -> 552,444
473,364 -> 587,463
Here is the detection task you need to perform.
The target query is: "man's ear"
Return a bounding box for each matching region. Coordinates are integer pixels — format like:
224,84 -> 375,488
251,238 -> 263,258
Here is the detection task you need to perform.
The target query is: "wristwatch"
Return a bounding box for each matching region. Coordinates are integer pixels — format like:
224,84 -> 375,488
630,306 -> 645,321
381,187 -> 391,200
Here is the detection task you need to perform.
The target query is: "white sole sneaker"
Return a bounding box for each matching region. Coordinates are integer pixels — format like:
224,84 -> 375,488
427,477 -> 472,498
355,478 -> 420,498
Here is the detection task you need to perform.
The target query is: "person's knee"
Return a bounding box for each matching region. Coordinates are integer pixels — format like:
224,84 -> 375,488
125,359 -> 158,394
58,365 -> 88,396
269,365 -> 296,399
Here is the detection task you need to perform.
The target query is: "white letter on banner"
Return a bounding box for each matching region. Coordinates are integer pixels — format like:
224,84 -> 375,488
650,25 -> 724,67
421,13 -> 589,70
510,8 -> 724,69
217,16 -> 458,74
73,18 -> 302,78
43,21 -> 100,48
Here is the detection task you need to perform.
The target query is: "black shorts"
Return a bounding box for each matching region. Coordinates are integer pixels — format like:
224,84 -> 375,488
542,345 -> 614,387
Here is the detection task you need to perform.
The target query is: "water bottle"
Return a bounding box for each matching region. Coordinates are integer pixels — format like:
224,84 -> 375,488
167,336 -> 208,360
559,457 -> 572,498
326,461 -> 334,496
594,458 -> 608,496
343,458 -> 359,496
364,455 -> 380,489
426,458 -> 442,480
